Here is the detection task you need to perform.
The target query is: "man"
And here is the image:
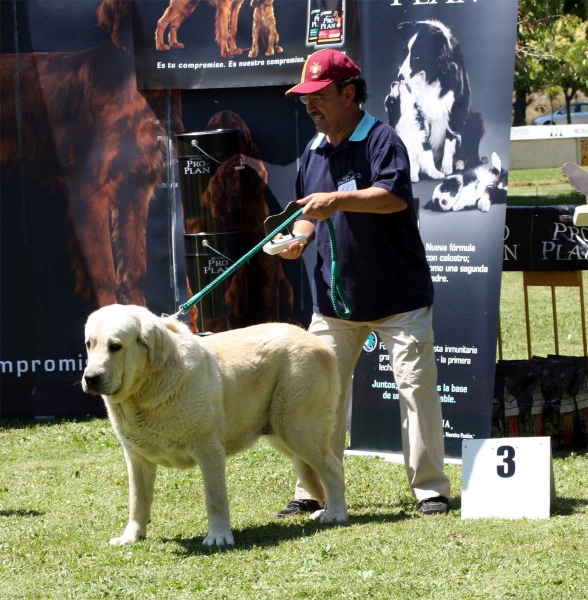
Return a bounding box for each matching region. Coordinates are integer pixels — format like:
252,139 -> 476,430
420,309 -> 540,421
277,49 -> 450,517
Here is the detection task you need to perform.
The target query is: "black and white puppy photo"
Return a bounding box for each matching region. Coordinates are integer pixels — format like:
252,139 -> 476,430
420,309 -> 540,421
385,19 -> 485,181
425,152 -> 508,213
385,81 -> 444,183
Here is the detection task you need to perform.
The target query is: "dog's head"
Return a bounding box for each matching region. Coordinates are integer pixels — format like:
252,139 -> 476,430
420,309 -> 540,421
429,174 -> 464,211
82,304 -> 174,401
397,20 -> 462,91
96,0 -> 132,51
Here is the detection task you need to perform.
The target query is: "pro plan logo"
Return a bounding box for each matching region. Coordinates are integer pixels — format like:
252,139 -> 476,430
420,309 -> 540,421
363,332 -> 378,353
309,61 -> 322,79
184,159 -> 211,175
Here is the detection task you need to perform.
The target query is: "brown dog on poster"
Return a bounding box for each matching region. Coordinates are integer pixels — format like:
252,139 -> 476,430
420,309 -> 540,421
155,0 -> 245,59
249,0 -> 283,58
0,0 -> 182,308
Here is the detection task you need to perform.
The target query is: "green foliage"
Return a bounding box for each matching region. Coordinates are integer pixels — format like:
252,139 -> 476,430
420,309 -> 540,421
0,420 -> 587,599
514,0 -> 588,124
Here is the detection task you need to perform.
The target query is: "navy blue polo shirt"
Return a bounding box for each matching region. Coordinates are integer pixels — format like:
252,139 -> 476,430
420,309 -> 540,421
296,111 -> 434,321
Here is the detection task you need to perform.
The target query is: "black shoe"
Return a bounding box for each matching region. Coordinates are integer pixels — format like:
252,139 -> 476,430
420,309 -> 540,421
419,496 -> 449,515
276,499 -> 323,518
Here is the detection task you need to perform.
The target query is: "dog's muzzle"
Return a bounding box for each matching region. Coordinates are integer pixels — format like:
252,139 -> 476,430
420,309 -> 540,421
82,370 -> 106,396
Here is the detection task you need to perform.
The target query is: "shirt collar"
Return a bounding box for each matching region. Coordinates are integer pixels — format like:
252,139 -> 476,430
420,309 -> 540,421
310,110 -> 377,150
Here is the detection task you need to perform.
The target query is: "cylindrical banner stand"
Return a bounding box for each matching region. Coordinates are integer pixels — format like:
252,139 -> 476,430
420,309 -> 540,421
176,129 -> 243,332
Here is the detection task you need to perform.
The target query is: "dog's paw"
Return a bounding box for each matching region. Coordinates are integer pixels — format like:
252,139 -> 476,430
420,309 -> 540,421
202,531 -> 235,547
108,522 -> 146,545
156,44 -> 170,51
170,42 -> 185,49
108,534 -> 144,546
319,508 -> 348,524
478,198 -> 491,212
309,508 -> 326,520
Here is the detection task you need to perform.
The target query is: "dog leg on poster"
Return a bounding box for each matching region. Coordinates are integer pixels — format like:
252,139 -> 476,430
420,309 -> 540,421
111,179 -> 154,306
228,0 -> 244,56
442,137 -> 457,176
67,189 -> 119,307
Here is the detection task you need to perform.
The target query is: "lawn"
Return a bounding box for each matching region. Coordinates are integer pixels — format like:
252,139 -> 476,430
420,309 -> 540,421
507,166 -> 587,207
501,166 -> 587,359
0,168 -> 586,600
1,419 -> 587,600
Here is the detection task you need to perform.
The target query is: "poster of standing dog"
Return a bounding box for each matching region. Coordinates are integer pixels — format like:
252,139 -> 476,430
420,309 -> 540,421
132,0 -> 360,89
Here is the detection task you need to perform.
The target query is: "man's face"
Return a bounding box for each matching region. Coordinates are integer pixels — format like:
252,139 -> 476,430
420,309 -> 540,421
303,83 -> 349,137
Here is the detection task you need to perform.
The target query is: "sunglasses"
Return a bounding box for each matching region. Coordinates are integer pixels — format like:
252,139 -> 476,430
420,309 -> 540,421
299,88 -> 339,105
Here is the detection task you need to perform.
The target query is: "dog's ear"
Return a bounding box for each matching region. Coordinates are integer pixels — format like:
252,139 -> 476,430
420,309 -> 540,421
397,21 -> 418,41
96,0 -> 131,51
138,316 -> 171,368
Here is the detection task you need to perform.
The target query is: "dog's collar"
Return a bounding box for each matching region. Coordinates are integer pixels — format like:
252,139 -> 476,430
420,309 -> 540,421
310,111 -> 377,150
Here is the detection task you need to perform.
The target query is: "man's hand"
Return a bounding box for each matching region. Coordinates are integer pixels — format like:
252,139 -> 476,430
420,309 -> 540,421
276,220 -> 316,260
276,233 -> 306,260
297,192 -> 339,221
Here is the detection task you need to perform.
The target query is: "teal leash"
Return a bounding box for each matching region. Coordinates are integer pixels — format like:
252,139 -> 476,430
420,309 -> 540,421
175,208 -> 352,320
326,218 -> 352,320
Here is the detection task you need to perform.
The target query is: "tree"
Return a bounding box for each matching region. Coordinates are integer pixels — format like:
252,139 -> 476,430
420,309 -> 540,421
514,0 -> 588,125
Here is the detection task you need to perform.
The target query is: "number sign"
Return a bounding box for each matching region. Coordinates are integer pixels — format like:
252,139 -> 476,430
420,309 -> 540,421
461,437 -> 556,520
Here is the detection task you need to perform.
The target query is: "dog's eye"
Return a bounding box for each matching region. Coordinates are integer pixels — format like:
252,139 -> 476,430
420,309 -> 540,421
85,341 -> 91,351
109,343 -> 122,353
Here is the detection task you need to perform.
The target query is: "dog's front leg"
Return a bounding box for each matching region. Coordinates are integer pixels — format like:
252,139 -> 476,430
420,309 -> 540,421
109,447 -> 157,545
442,137 -> 457,175
197,444 -> 234,546
248,13 -> 260,58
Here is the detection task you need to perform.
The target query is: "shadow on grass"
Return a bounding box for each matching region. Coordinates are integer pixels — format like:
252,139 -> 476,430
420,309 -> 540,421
0,509 -> 44,518
552,496 -> 588,516
164,510 -> 413,556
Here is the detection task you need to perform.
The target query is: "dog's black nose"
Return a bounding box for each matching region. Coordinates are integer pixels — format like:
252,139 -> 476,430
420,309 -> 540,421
84,372 -> 102,391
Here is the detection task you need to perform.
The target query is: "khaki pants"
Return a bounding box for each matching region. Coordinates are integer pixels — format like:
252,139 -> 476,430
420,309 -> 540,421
295,306 -> 450,503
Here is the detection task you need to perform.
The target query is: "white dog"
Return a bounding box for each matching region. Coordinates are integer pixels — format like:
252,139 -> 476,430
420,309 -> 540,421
82,304 -> 347,547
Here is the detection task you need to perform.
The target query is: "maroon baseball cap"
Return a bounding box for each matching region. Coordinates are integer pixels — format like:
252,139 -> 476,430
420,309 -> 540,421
285,49 -> 361,97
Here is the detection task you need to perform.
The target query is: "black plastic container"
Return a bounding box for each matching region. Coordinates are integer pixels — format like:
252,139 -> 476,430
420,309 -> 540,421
183,231 -> 244,332
176,129 -> 241,234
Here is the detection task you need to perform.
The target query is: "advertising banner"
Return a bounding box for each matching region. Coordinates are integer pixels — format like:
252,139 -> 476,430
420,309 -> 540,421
349,0 -> 519,458
0,0 -> 315,419
503,206 -> 588,271
132,0 -> 361,89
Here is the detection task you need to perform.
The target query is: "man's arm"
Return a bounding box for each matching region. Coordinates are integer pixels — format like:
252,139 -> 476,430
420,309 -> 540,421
297,186 -> 407,221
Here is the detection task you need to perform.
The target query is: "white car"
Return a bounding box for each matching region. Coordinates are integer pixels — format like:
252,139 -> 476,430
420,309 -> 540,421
531,102 -> 588,125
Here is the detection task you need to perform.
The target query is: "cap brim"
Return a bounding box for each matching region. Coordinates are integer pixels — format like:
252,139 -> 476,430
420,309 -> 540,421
285,79 -> 333,97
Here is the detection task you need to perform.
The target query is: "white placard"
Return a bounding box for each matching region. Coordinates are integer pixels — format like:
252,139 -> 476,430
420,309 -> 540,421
461,437 -> 556,520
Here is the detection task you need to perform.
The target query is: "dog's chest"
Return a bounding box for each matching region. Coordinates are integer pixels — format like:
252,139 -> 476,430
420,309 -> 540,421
108,404 -> 198,469
417,86 -> 454,150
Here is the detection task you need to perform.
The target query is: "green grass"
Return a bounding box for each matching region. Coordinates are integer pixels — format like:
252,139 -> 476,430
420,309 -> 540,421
0,166 -> 585,599
499,271 -> 587,360
507,166 -> 587,207
1,419 -> 587,599
502,166 -> 587,359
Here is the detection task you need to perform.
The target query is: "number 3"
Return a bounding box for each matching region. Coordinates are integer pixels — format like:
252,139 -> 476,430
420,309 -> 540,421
497,445 -> 516,478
